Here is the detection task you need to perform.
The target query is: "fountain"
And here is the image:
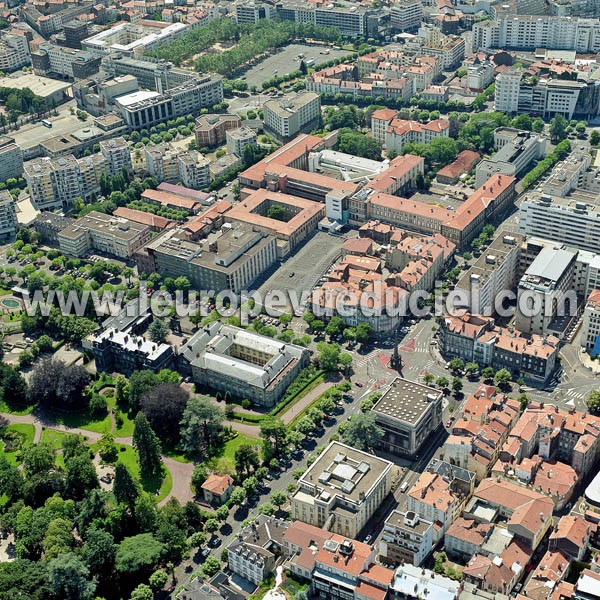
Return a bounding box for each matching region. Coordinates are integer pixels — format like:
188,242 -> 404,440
263,565 -> 287,600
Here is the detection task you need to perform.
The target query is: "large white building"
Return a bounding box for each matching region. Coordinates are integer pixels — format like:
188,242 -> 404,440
292,441 -> 393,539
0,190 -> 18,241
99,137 -> 132,176
263,92 -> 321,143
581,289 -> 600,356
390,0 -> 423,32
25,155 -> 83,211
473,15 -> 600,53
0,135 -> 23,182
0,32 -> 30,72
144,143 -> 209,190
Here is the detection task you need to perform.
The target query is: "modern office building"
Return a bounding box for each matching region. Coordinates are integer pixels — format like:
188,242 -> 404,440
0,32 -> 30,72
263,92 -> 321,143
292,441 -> 393,539
31,43 -> 102,80
179,322 -> 309,406
235,1 -> 278,24
63,20 -> 88,49
373,377 -> 443,458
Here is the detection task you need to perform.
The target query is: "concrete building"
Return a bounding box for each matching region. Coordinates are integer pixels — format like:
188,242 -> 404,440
292,441 -> 393,539
57,210 -> 152,259
90,327 -> 174,375
179,322 -> 309,406
455,231 -> 525,316
0,135 -> 23,182
0,32 -> 30,72
0,191 -> 18,241
195,114 -> 241,147
580,289 -> 600,356
144,225 -> 277,293
24,154 -> 82,211
475,128 -> 546,188
263,92 -> 321,143
177,152 -> 210,190
99,137 -> 132,176
385,118 -> 450,154
235,1 -> 278,24
379,510 -> 434,567
63,20 -> 88,50
515,246 -> 577,336
390,564 -> 460,600
390,0 -> 423,32
373,377 -> 443,458
371,108 -> 398,145
115,76 -> 223,129
226,127 -> 257,158
32,43 -> 102,80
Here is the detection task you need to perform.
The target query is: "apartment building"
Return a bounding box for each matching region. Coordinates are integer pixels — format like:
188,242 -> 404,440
407,459 -> 475,542
0,191 -> 18,242
99,137 -> 132,176
473,15 -> 600,53
475,128 -> 546,188
373,377 -> 443,458
379,510 -> 433,567
91,328 -> 174,375
177,152 -> 210,190
263,92 -> 321,143
227,516 -> 288,585
32,43 -> 102,79
390,0 -> 423,32
439,313 -> 559,383
371,108 -> 398,145
292,441 -> 393,539
179,322 -> 309,406
515,245 -> 577,336
235,1 -> 278,23
385,118 -> 450,153
195,114 -> 241,147
0,135 -> 23,182
580,289 -> 600,356
24,155 -> 82,211
0,32 -> 30,72
495,69 -> 599,119
143,225 -> 277,293
63,20 -> 88,49
144,143 -> 180,183
226,127 -> 257,158
455,231 -> 525,316
115,76 -> 223,129
57,210 -> 152,259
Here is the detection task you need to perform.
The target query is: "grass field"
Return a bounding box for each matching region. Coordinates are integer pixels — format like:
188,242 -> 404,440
45,407 -> 112,435
0,400 -> 35,415
207,433 -> 260,474
0,423 -> 35,465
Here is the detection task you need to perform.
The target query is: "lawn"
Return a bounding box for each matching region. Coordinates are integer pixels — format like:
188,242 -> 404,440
207,433 -> 260,474
45,407 -> 112,435
40,428 -> 81,468
113,444 -> 173,502
0,399 -> 35,416
105,392 -> 136,438
0,423 -> 35,466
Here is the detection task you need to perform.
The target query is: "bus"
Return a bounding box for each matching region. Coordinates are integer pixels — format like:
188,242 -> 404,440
41,119 -> 52,128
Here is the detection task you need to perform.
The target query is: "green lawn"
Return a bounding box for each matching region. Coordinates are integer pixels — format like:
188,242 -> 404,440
113,445 -> 173,502
207,433 -> 260,474
105,393 -> 136,438
40,428 -> 82,468
0,423 -> 35,466
45,408 -> 112,435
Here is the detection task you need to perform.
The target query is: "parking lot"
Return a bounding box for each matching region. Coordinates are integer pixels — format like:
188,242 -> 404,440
242,43 -> 351,88
256,231 -> 350,313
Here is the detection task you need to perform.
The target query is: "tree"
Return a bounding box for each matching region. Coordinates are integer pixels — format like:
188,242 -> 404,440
260,416 -> 287,459
128,370 -> 159,410
180,395 -> 224,453
191,464 -> 208,495
134,492 -> 158,532
339,413 -> 383,451
230,486 -> 247,507
216,505 -> 229,521
271,490 -> 287,510
140,383 -> 189,443
316,341 -> 341,371
511,114 -> 533,131
22,442 -> 55,477
65,451 -> 99,500
424,373 -> 435,385
337,129 -> 382,160
532,117 -> 545,133
133,412 -> 163,478
115,534 -> 164,576
465,362 -> 479,376
113,462 -> 139,508
47,552 -> 96,600
451,377 -> 463,394
494,368 -> 512,386
591,130 -> 600,147
82,526 -> 116,576
587,390 -> 600,413
339,352 -> 352,373
234,443 -> 260,476
204,518 -> 219,535
481,366 -> 495,382
267,204 -> 288,221
28,359 -> 90,410
436,376 -> 449,390
296,415 -> 316,437
355,322 -> 371,344
448,357 -> 464,373
149,569 -> 169,592
326,316 -> 345,339
148,319 -> 168,343
130,584 -> 153,600
201,556 -> 221,578
42,518 -> 73,559
576,121 -> 587,136
243,476 -> 258,494
549,114 -> 568,143
190,531 -> 207,548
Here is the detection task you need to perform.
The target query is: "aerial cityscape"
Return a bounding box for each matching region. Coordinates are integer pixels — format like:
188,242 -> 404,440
1,0 -> 600,599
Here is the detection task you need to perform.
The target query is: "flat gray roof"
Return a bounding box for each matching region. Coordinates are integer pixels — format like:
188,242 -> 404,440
373,377 -> 441,425
524,246 -> 575,283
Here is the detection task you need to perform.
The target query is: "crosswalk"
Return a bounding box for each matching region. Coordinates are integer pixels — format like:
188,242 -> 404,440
563,389 -> 587,401
354,349 -> 382,368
